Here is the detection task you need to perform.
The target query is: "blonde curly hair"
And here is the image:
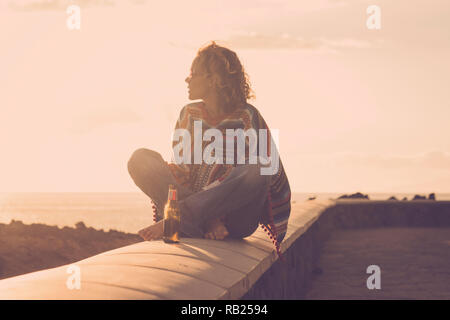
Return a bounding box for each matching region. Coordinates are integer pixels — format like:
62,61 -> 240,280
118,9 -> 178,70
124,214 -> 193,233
192,41 -> 255,113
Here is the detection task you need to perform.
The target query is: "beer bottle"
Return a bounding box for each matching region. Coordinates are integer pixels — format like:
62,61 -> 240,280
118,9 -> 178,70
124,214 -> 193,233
163,184 -> 180,243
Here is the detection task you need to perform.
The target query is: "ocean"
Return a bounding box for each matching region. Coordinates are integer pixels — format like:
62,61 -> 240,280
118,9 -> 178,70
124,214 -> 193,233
0,192 -> 448,234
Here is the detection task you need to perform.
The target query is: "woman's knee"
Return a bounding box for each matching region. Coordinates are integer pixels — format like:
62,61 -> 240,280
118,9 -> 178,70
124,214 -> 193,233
127,148 -> 162,177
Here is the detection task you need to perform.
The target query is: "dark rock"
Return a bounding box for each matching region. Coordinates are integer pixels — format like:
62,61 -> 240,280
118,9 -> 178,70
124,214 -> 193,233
402,197 -> 408,201
0,220 -> 141,281
307,196 -> 316,201
75,221 -> 87,229
337,192 -> 370,200
412,194 -> 427,200
387,196 -> 398,201
428,193 -> 436,200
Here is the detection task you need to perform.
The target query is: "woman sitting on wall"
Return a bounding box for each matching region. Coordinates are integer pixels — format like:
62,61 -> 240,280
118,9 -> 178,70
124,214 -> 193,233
127,41 -> 291,258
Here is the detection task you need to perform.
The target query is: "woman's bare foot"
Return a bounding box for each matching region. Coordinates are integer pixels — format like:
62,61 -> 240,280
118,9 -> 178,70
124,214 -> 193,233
204,217 -> 229,240
138,220 -> 164,241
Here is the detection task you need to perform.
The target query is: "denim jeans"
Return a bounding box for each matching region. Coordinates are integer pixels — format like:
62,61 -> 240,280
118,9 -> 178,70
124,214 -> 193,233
127,148 -> 271,239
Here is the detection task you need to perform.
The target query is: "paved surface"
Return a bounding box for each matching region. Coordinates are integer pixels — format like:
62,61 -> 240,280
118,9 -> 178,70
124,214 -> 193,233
306,228 -> 450,299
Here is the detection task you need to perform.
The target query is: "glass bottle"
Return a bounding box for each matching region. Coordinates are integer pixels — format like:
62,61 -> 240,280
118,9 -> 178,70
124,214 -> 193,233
163,185 -> 180,243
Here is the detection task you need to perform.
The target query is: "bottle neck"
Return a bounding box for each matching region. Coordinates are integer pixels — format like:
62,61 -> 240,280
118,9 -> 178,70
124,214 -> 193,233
167,189 -> 177,207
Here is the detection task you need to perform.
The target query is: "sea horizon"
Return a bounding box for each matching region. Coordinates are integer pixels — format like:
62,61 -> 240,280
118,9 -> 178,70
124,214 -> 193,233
1,191 -> 449,234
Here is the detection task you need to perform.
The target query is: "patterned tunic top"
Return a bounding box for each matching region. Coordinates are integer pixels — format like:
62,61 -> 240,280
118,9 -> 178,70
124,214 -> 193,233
168,101 -> 291,259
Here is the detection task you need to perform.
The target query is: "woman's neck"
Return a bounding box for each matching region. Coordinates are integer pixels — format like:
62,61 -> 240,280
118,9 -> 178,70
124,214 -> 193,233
202,94 -> 226,119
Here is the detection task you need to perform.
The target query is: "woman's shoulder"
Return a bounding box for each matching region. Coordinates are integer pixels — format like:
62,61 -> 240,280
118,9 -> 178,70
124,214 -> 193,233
240,102 -> 266,123
240,102 -> 269,129
178,101 -> 263,124
182,101 -> 204,112
178,101 -> 204,119
241,102 -> 260,116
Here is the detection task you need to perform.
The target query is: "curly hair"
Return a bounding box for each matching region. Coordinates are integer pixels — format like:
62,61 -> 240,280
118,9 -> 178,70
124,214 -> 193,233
192,41 -> 255,113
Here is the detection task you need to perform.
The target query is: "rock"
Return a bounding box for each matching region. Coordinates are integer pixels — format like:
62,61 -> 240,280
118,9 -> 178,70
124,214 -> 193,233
307,196 -> 316,201
75,221 -> 87,229
387,196 -> 398,200
337,192 -> 370,200
428,193 -> 436,200
412,194 -> 427,200
0,220 -> 141,281
402,197 -> 408,201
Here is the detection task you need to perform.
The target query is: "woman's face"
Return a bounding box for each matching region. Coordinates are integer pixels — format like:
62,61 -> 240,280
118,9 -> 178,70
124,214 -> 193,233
185,62 -> 211,100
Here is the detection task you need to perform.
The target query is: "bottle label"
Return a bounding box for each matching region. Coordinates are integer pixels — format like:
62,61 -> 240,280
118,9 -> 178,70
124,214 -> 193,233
169,189 -> 177,201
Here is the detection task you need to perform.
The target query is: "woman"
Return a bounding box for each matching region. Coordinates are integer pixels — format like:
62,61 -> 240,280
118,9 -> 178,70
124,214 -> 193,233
127,41 -> 291,258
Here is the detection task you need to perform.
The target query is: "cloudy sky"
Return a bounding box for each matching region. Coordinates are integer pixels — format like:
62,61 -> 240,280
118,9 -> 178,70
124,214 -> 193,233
1,0 -> 449,193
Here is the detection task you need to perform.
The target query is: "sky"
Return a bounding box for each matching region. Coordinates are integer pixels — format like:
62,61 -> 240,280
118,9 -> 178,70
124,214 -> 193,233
1,0 -> 449,193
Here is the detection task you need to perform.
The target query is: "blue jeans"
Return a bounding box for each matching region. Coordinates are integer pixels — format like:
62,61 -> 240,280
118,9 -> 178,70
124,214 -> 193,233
127,148 -> 270,239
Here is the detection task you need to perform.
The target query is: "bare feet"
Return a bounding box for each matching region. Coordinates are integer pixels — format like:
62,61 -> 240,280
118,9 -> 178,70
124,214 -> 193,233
139,217 -> 229,241
204,217 -> 229,240
138,220 -> 164,241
